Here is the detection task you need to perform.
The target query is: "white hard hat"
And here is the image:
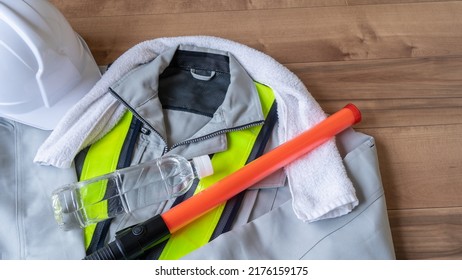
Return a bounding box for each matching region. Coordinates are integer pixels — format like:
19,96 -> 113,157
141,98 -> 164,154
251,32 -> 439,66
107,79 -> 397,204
0,0 -> 101,130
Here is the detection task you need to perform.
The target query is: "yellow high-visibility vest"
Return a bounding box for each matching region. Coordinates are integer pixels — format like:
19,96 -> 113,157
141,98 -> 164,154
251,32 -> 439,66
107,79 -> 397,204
78,83 -> 276,259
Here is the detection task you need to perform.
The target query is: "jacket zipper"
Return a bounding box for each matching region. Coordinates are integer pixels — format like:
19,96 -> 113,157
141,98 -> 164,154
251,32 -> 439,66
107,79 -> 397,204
109,88 -> 169,154
109,88 -> 265,155
167,120 -> 264,153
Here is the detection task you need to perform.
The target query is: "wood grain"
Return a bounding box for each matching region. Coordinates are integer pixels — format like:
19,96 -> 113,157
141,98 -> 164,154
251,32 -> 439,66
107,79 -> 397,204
349,0 -> 460,5
361,125 -> 462,210
53,2 -> 462,65
48,0 -> 462,259
49,0 -> 462,18
288,56 -> 462,128
289,56 -> 462,101
389,207 -> 462,259
49,0 -> 346,17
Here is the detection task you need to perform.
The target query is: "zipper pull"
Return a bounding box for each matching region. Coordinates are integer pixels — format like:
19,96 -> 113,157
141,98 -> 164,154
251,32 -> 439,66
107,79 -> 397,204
140,127 -> 151,135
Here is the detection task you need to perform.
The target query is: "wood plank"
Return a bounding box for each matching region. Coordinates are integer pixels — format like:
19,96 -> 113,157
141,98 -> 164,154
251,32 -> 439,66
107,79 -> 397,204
287,56 -> 462,128
49,0 -> 346,18
360,125 -> 462,210
323,103 -> 462,129
49,0 -> 462,18
388,207 -> 462,259
349,0 -> 461,5
59,2 -> 462,65
288,56 -> 462,101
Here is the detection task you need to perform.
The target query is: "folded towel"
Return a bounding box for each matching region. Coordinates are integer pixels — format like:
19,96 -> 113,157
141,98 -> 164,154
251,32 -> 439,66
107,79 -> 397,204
34,36 -> 358,222
34,91 -> 126,168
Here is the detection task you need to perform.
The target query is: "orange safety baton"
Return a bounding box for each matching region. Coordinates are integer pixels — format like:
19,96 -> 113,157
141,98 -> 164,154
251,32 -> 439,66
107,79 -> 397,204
84,104 -> 361,260
162,103 -> 361,232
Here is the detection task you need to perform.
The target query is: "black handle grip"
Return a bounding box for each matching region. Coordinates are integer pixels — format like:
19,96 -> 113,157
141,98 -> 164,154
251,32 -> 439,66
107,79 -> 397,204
83,243 -> 120,260
83,214 -> 170,260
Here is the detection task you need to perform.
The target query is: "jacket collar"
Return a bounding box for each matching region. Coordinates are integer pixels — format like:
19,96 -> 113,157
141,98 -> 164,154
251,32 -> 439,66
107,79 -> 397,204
109,45 -> 264,157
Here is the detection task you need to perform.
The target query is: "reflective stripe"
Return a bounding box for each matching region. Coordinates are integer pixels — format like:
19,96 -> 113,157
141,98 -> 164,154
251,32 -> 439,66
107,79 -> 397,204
80,111 -> 133,250
159,82 -> 275,260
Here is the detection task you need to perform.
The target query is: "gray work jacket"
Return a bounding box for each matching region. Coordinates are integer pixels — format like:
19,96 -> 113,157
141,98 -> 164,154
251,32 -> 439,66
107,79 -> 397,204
99,45 -> 395,259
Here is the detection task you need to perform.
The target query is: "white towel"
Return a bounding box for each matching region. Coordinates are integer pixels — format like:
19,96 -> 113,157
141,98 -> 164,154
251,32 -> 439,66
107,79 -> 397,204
34,36 -> 358,222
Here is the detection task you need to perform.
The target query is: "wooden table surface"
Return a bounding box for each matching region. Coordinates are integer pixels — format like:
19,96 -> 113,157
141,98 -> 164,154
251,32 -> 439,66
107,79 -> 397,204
50,0 -> 462,260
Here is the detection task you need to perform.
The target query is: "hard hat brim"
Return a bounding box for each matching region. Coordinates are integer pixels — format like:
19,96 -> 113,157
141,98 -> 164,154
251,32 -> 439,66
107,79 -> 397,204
0,49 -> 101,130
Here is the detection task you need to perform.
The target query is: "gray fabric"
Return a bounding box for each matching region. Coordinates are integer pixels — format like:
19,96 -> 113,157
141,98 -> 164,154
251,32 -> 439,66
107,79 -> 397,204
110,45 -> 264,158
0,118 -> 84,259
183,130 -> 396,259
